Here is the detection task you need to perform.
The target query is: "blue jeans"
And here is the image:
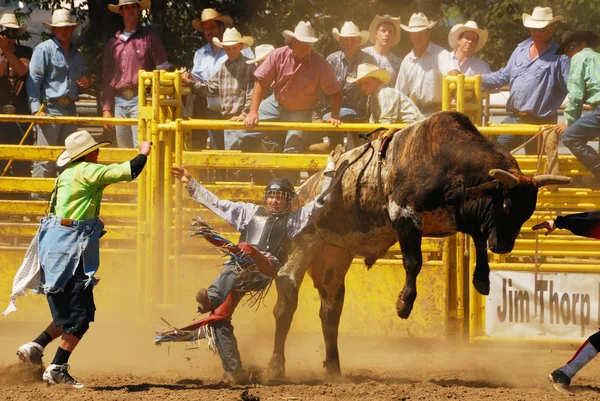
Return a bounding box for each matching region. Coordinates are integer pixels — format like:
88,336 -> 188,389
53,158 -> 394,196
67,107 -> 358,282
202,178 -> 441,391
497,114 -> 557,155
322,107 -> 363,147
115,95 -> 139,148
33,103 -> 77,179
562,104 -> 600,179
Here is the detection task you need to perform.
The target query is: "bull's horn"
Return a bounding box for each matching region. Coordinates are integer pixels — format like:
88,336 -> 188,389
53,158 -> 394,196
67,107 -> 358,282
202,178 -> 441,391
533,175 -> 572,188
489,169 -> 518,188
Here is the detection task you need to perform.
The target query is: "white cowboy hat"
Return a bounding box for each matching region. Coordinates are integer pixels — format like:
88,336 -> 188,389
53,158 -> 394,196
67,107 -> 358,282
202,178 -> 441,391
246,44 -> 275,64
282,21 -> 323,43
192,8 -> 233,32
400,12 -> 437,33
108,0 -> 151,14
346,63 -> 391,86
448,21 -> 488,53
213,27 -> 254,48
368,15 -> 401,46
333,21 -> 370,46
57,131 -> 111,168
43,9 -> 80,30
522,7 -> 563,29
0,13 -> 27,35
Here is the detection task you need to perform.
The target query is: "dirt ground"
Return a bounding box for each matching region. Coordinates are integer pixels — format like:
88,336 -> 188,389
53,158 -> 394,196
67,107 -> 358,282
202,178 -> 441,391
2,319 -> 600,401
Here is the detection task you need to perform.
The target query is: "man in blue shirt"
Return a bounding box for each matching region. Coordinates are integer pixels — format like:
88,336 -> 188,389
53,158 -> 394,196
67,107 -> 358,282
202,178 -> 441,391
186,8 -> 253,154
27,9 -> 91,184
482,7 -> 570,154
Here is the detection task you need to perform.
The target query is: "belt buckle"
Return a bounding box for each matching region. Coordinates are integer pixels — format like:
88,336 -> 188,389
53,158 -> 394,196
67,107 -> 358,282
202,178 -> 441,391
121,88 -> 135,101
1,104 -> 16,114
60,218 -> 73,227
57,97 -> 71,107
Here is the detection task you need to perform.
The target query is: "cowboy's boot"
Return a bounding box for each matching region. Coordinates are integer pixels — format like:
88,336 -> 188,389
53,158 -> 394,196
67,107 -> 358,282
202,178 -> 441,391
196,288 -> 212,313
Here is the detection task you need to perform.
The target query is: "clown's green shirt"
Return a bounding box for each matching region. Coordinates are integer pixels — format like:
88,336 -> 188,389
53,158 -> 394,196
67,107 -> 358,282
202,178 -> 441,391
51,161 -> 132,220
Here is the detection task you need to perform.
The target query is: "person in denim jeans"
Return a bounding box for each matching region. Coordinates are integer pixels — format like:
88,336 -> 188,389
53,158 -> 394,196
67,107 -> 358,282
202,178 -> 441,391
15,130 -> 152,388
102,0 -> 170,148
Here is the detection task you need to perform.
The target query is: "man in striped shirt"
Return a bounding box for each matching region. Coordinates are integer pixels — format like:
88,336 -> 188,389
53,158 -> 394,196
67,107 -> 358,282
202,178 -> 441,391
555,31 -> 600,182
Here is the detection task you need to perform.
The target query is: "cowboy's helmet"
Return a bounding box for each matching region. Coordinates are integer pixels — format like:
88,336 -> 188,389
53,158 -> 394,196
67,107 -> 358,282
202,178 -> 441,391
263,178 -> 296,214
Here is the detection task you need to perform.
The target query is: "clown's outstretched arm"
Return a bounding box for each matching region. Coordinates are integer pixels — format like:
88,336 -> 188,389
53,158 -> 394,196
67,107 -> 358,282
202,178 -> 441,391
170,166 -> 258,231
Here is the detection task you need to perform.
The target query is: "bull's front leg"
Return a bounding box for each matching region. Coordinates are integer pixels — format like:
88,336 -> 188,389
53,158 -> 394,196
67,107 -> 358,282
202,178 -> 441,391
395,216 -> 424,319
471,234 -> 490,295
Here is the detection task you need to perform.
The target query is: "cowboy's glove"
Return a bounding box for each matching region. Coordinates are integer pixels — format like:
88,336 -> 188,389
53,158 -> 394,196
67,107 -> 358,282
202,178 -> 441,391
324,144 -> 344,174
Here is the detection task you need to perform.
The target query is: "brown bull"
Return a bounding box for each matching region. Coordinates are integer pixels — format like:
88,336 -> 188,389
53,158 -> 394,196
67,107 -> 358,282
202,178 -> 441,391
268,111 -> 569,378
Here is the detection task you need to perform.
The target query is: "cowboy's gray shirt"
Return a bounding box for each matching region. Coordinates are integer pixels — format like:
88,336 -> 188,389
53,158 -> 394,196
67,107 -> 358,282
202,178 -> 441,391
185,171 -> 334,268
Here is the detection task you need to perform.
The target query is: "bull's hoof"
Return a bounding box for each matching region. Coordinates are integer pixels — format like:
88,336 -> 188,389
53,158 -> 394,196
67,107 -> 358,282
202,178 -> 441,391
266,354 -> 286,381
473,277 -> 490,295
396,299 -> 413,319
323,360 -> 342,379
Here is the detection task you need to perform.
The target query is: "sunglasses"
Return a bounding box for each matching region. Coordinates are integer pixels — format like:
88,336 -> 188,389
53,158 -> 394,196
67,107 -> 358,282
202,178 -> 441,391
529,27 -> 549,33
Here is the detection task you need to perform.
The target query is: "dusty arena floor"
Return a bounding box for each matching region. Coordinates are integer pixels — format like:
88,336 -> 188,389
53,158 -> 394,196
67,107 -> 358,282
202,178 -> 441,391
2,322 -> 600,401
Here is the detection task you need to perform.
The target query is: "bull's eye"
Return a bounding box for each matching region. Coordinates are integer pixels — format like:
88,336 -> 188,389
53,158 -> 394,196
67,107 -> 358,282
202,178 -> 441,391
503,202 -> 510,215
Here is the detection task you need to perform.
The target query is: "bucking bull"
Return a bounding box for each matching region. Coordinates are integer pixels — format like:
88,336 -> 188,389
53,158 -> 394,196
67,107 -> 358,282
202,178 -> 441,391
268,111 -> 570,378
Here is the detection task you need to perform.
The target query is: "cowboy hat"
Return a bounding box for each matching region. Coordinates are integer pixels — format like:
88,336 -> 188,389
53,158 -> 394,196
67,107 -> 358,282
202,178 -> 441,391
448,21 -> 488,53
246,44 -> 275,64
368,15 -> 401,46
57,131 -> 111,168
333,21 -> 370,46
108,0 -> 150,14
213,27 -> 254,48
0,13 -> 27,35
522,7 -> 563,29
192,8 -> 233,32
346,63 -> 391,86
556,30 -> 600,55
400,12 -> 437,33
43,9 -> 80,30
282,21 -> 323,43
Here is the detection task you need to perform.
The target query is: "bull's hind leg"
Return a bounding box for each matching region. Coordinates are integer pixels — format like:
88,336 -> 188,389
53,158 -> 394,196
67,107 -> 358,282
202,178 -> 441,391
394,216 -> 423,319
311,244 -> 353,377
267,236 -> 317,380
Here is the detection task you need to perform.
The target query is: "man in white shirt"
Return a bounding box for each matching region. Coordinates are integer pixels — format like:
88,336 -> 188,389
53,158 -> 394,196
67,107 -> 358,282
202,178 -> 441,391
438,21 -> 491,76
362,14 -> 402,87
395,12 -> 445,115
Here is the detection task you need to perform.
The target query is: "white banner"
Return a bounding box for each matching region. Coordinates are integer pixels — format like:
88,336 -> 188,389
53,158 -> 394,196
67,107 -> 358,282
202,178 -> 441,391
486,270 -> 600,340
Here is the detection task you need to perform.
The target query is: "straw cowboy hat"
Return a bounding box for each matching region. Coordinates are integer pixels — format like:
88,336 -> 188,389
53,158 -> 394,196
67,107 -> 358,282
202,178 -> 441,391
246,44 -> 275,64
556,30 -> 600,55
368,15 -> 401,46
0,13 -> 27,35
346,63 -> 391,86
108,0 -> 150,14
522,7 -> 563,29
448,21 -> 488,53
192,8 -> 233,32
400,12 -> 437,33
212,27 -> 254,48
43,9 -> 80,30
333,21 -> 370,46
282,21 -> 323,43
57,131 -> 111,168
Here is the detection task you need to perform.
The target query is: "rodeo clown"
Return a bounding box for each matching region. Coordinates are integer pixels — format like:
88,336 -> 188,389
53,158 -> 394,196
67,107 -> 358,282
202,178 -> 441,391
169,146 -> 344,383
6,131 -> 152,388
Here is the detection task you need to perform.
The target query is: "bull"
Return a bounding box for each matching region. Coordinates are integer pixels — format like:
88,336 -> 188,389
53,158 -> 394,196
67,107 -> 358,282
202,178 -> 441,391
267,111 -> 569,378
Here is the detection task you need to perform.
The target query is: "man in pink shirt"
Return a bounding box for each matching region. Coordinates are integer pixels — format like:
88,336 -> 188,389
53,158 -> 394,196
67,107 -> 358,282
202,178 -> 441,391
102,0 -> 170,148
243,21 -> 342,182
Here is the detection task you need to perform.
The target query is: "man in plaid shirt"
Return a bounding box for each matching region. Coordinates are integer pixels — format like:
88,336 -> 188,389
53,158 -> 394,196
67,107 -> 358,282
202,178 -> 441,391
182,27 -> 255,151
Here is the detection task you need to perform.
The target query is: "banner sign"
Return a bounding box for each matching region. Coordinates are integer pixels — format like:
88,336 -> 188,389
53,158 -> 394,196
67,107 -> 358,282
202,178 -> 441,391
486,270 -> 600,340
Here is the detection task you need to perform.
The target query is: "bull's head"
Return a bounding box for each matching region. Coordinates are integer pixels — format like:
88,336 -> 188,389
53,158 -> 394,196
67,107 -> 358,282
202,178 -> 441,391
466,169 -> 570,254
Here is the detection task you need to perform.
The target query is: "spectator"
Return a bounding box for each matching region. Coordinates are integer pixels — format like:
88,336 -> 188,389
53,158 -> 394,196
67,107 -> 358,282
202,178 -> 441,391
102,0 -> 170,148
243,21 -> 342,184
439,21 -> 491,76
554,31 -> 600,184
0,13 -> 33,183
311,21 -> 376,152
350,63 -> 424,124
182,27 -> 255,154
396,12 -> 445,115
187,8 -> 253,151
27,9 -> 92,185
362,15 -> 402,87
482,6 -> 569,154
